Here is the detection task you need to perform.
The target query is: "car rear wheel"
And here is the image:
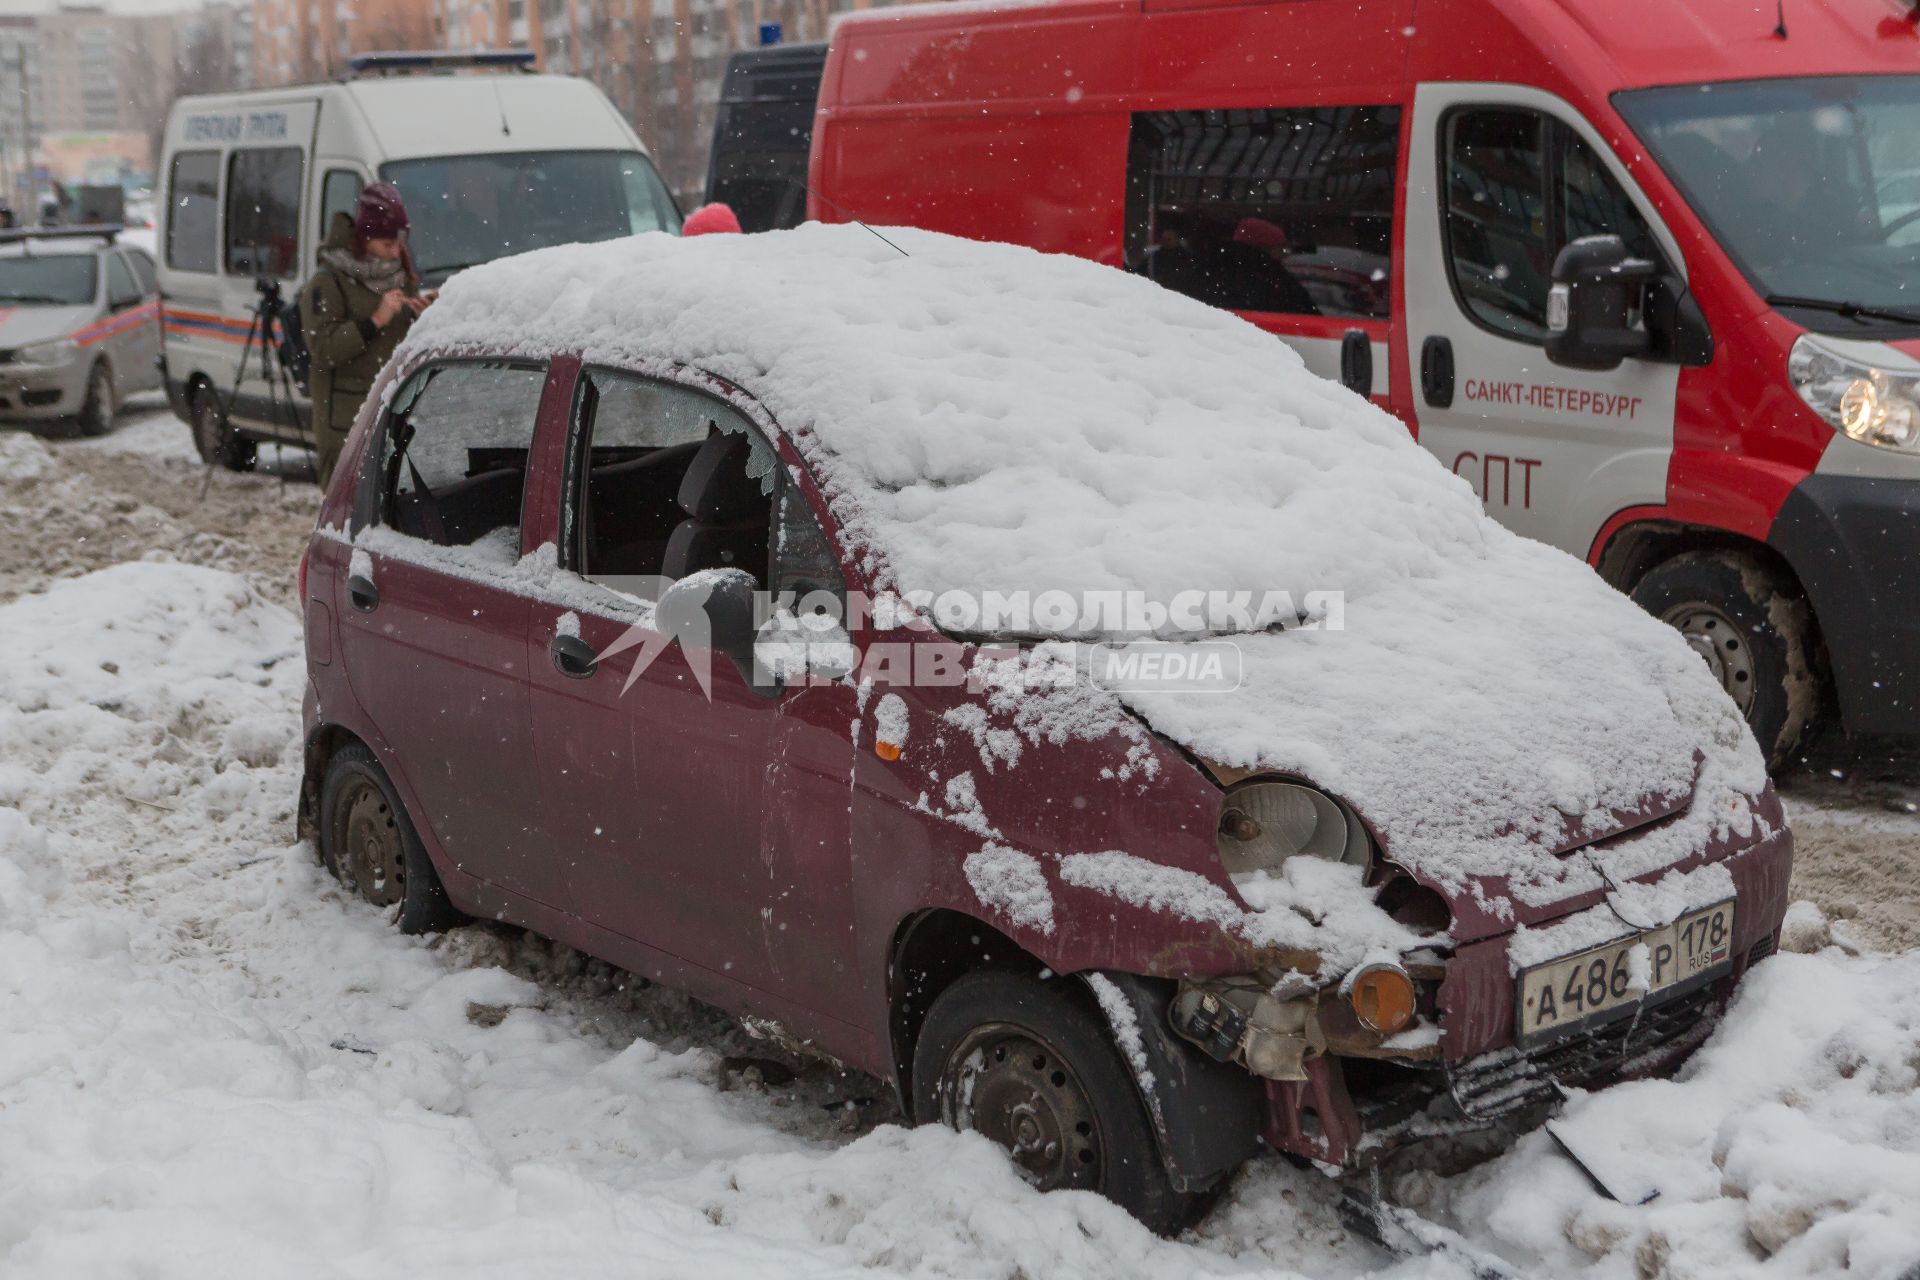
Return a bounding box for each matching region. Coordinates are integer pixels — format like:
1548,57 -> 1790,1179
318,743 -> 462,934
76,361 -> 114,436
1630,550 -> 1821,770
190,386 -> 257,471
912,970 -> 1201,1234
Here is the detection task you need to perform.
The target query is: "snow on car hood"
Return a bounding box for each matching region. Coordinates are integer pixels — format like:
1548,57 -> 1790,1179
410,225 -> 1774,917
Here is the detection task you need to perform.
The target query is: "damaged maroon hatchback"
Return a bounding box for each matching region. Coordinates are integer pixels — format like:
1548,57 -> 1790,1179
299,226 -> 1792,1232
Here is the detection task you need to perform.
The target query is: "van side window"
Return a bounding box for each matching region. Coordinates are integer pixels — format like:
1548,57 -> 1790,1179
564,369 -> 775,584
226,147 -> 304,279
375,362 -> 548,552
166,150 -> 221,273
1444,110 -> 1661,343
320,170 -> 363,244
1125,106 -> 1399,320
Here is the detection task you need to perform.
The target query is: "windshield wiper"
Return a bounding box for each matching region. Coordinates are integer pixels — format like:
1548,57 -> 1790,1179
1765,294 -> 1920,325
0,294 -> 72,305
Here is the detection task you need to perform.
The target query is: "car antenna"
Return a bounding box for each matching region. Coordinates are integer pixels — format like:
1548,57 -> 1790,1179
491,77 -> 512,136
788,179 -> 908,258
1773,0 -> 1788,38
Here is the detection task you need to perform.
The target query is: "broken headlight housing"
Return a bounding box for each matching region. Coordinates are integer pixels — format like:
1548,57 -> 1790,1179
1788,334 -> 1920,453
1216,779 -> 1370,876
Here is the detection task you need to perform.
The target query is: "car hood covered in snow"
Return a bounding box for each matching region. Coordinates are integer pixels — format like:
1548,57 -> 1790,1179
405,225 -> 1777,926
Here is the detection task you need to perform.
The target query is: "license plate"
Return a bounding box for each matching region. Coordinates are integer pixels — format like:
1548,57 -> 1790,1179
1515,899 -> 1735,1048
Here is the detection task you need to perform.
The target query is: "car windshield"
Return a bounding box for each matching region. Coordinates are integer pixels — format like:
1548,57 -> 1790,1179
382,149 -> 682,286
0,253 -> 97,305
1616,75 -> 1920,325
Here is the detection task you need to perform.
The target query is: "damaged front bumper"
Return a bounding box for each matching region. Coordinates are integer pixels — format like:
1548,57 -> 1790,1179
1109,820 -> 1794,1177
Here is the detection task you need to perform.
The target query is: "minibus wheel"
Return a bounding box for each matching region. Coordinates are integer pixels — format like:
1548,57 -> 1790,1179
1630,550 -> 1819,769
318,743 -> 462,934
912,969 -> 1200,1234
190,385 -> 257,471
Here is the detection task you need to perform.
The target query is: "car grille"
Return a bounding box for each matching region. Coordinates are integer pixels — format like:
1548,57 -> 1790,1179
1444,986 -> 1719,1121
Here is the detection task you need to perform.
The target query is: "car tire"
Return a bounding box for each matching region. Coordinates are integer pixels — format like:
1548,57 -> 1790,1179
190,386 -> 257,471
911,969 -> 1201,1234
317,742 -> 463,934
1630,550 -> 1821,769
76,361 -> 115,436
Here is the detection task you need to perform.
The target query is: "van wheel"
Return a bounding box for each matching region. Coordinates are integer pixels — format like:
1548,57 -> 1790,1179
191,386 -> 257,471
912,970 -> 1201,1234
76,361 -> 115,436
1630,550 -> 1821,770
318,743 -> 462,933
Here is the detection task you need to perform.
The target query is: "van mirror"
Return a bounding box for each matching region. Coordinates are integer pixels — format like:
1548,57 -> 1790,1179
1545,235 -> 1658,372
657,568 -> 778,694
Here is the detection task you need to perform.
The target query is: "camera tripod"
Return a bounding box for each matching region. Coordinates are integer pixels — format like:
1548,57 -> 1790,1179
198,276 -> 303,500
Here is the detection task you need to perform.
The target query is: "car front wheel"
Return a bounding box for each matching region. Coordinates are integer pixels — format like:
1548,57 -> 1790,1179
317,743 -> 462,934
76,361 -> 114,436
912,969 -> 1202,1234
1630,550 -> 1821,769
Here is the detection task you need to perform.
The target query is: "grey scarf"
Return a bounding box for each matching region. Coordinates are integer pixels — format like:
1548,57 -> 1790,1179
319,245 -> 408,295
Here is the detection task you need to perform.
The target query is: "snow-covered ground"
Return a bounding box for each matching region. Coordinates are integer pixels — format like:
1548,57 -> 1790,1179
2,407 -> 1918,1278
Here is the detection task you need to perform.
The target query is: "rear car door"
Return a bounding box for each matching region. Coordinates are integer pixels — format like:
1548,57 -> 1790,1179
1403,85 -> 1686,555
334,359 -> 553,901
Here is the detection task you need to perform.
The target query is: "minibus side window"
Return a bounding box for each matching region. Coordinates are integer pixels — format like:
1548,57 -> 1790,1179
319,170 -> 364,248
1125,106 -> 1399,320
1443,109 -> 1662,344
226,146 -> 305,280
166,150 -> 221,274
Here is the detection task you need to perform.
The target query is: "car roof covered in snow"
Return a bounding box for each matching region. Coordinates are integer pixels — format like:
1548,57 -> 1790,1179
402,225 -> 1773,912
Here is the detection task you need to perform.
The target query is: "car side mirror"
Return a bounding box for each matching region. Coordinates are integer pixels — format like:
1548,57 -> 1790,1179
110,291 -> 141,312
1545,235 -> 1658,372
656,568 -> 778,695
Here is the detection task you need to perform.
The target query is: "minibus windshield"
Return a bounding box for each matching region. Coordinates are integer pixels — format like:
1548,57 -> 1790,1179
1617,75 -> 1920,325
383,149 -> 682,285
0,253 -> 97,306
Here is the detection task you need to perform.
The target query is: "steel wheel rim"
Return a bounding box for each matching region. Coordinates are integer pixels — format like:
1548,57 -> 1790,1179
1662,602 -> 1757,713
331,775 -> 405,907
942,1023 -> 1102,1191
86,367 -> 110,419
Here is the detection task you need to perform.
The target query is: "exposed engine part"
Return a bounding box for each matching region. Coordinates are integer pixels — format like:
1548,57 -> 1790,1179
1168,975 -> 1326,1081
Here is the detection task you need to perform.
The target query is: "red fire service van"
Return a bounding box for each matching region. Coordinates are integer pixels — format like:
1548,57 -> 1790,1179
808,0 -> 1920,766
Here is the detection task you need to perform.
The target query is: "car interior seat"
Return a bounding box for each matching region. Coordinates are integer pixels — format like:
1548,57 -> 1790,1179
660,427 -> 772,582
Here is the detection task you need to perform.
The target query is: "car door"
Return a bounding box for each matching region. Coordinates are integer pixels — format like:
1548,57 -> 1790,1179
102,251 -> 155,396
1403,85 -> 1686,556
333,359 -> 554,901
119,247 -> 163,391
523,367 -> 862,1026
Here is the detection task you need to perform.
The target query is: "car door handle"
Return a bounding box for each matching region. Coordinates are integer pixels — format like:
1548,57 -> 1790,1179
1420,336 -> 1455,408
1339,329 -> 1372,396
346,574 -> 379,612
550,633 -> 599,679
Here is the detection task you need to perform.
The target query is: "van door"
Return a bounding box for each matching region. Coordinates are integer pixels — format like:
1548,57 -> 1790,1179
1402,85 -> 1685,556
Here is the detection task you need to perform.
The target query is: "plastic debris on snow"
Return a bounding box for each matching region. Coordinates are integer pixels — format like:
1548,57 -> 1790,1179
406,224 -> 1768,922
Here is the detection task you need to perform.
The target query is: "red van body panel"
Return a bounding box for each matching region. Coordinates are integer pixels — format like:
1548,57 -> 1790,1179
812,0 -> 1920,740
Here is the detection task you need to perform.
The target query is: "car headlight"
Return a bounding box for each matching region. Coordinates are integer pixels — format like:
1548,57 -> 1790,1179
16,337 -> 78,366
1216,779 -> 1370,876
1788,334 -> 1920,453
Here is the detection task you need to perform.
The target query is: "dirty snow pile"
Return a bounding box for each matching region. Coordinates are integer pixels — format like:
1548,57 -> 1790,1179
410,226 -> 1765,919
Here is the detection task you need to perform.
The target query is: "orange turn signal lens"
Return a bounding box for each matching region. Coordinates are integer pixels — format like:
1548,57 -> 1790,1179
875,740 -> 903,761
1348,963 -> 1416,1035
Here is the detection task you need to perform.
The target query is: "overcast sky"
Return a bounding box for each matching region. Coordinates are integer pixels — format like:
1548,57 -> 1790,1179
0,0 -> 209,14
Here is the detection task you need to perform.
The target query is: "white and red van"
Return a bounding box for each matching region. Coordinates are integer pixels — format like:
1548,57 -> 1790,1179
808,0 -> 1920,765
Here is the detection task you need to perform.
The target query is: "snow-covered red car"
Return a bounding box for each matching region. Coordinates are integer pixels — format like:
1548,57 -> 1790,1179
296,225 -> 1793,1231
